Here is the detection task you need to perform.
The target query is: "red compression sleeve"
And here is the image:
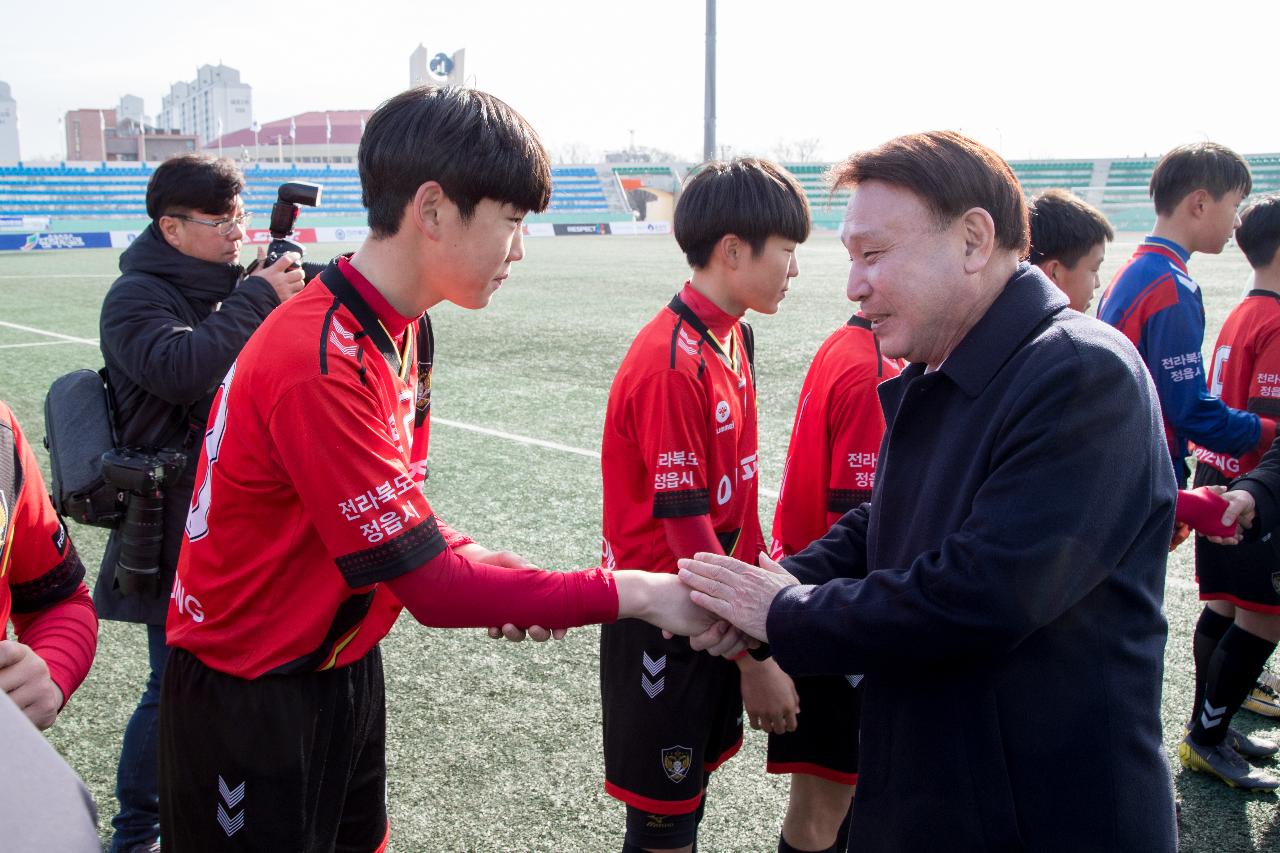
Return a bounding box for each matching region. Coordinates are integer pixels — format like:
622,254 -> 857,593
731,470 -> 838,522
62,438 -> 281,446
9,583 -> 98,707
1175,487 -> 1236,538
662,515 -> 723,563
385,546 -> 618,629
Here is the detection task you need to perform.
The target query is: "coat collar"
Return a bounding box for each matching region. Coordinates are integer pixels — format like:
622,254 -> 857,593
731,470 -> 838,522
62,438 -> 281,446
902,262 -> 1068,398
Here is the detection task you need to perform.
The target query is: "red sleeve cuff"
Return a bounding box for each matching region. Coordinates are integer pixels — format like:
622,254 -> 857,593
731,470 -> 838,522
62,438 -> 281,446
436,517 -> 477,550
10,583 -> 98,706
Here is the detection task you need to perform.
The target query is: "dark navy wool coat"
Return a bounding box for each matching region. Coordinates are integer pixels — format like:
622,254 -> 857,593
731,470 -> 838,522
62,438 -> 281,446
769,265 -> 1177,852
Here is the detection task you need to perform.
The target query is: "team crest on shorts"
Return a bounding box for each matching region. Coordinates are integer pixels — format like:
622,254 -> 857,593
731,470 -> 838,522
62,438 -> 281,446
1271,571 -> 1280,597
661,745 -> 692,783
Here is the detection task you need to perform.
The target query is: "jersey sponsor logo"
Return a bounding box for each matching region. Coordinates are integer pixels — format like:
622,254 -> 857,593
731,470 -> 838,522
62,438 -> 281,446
171,575 -> 205,623
661,745 -> 693,783
1192,445 -> 1241,476
328,315 -> 359,358
739,453 -> 758,481
51,521 -> 68,555
715,400 -> 730,423
1161,350 -> 1203,384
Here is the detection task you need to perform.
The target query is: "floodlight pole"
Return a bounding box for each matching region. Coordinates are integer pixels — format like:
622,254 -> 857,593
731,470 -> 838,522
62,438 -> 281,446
703,0 -> 716,163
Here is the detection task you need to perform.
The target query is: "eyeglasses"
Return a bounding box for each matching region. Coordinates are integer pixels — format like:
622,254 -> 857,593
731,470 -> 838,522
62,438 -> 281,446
167,211 -> 253,237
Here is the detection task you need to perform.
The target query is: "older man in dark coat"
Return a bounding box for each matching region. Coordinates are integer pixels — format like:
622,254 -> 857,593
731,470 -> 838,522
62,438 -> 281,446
680,132 -> 1177,852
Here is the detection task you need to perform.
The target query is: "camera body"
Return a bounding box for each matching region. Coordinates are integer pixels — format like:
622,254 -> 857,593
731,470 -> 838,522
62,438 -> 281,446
262,181 -> 323,269
100,447 -> 186,596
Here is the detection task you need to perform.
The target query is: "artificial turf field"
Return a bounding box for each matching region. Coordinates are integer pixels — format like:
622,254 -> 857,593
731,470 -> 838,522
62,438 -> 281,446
1,233 -> 1278,852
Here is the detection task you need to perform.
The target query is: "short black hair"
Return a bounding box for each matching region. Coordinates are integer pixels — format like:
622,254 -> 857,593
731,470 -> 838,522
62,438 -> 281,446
831,131 -> 1029,255
674,158 -> 810,269
146,154 -> 243,220
1149,143 -> 1252,216
1237,194 -> 1280,270
359,86 -> 552,237
1028,189 -> 1115,268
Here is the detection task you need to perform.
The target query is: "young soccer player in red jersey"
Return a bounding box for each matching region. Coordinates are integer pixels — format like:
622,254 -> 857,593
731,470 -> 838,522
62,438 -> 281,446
0,400 -> 97,730
158,87 -> 732,853
766,302 -> 901,852
1180,195 -> 1280,790
598,158 -> 810,853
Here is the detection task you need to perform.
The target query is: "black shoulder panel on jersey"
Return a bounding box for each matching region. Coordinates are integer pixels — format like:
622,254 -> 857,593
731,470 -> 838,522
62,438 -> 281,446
318,297 -> 341,376
317,262 -> 401,376
335,514 -> 448,589
740,321 -> 755,388
262,590 -> 376,676
827,488 -> 873,516
653,488 -> 711,519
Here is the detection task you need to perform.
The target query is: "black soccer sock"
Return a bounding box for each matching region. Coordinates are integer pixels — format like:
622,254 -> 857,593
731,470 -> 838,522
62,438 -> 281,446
778,834 -> 836,853
1190,607 -> 1234,727
1191,624 -> 1278,747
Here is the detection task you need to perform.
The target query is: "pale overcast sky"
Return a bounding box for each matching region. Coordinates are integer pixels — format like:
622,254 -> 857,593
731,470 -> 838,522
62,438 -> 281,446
3,0 -> 1275,163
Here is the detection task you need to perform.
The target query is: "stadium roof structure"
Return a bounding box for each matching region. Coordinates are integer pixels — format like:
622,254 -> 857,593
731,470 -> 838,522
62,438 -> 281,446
207,110 -> 372,148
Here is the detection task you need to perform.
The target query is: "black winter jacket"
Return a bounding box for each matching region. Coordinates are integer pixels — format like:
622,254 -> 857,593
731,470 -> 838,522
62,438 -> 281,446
769,267 -> 1177,852
94,223 -> 279,623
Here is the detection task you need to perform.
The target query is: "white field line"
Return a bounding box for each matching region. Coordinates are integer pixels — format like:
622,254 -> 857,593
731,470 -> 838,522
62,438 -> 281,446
0,320 -> 98,345
0,339 -> 84,350
0,274 -> 116,279
433,416 -> 781,499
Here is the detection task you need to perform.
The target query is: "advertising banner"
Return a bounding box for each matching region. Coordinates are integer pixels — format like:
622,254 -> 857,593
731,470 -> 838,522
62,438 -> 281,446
0,232 -> 114,251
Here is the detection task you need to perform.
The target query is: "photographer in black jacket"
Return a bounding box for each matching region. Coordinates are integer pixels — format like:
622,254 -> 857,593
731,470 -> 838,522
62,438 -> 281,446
96,154 -> 304,853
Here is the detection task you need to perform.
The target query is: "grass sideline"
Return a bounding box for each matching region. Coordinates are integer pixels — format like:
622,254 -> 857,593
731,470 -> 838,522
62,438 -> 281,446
1,235 -> 1278,851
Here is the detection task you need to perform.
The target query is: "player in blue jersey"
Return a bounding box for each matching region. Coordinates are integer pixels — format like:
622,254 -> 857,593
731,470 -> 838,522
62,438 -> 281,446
1098,143 -> 1269,494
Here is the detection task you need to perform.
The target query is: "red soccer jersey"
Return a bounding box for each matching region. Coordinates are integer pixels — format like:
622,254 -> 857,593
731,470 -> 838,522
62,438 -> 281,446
167,260 -> 441,679
770,316 -> 901,558
601,285 -> 763,572
0,402 -> 83,632
1193,290 -> 1280,478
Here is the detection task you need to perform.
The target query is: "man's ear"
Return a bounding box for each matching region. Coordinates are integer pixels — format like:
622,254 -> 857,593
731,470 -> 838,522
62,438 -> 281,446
157,215 -> 183,250
960,207 -> 997,274
1186,188 -> 1211,220
409,181 -> 447,239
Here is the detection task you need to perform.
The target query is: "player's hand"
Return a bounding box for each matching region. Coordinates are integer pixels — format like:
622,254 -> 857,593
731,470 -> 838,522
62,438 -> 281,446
1169,521 -> 1192,552
456,544 -> 538,570
688,622 -> 753,658
614,571 -> 719,637
0,640 -> 63,730
487,624 -> 568,642
738,655 -> 799,734
254,247 -> 305,303
1206,489 -> 1257,545
677,551 -> 799,643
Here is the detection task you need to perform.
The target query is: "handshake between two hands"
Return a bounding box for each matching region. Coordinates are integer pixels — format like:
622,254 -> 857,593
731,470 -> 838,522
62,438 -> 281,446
483,548 -> 800,659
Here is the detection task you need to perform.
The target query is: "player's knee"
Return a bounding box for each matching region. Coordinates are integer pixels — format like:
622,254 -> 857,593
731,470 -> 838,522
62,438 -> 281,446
782,776 -> 855,848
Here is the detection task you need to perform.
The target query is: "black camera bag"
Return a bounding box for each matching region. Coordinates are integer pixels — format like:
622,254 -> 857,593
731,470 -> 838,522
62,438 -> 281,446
43,368 -> 123,527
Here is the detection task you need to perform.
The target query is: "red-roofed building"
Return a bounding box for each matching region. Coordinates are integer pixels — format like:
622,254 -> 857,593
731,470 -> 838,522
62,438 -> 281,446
205,110 -> 372,164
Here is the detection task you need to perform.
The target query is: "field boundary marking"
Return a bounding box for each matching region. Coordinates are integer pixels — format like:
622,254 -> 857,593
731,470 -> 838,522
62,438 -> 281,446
433,416 -> 780,499
0,274 -> 117,280
0,340 -> 84,350
0,320 -> 99,345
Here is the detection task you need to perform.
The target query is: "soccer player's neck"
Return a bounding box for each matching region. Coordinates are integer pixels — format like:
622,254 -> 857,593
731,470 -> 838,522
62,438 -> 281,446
1253,263 -> 1280,295
349,237 -> 438,318
1150,217 -> 1197,258
685,274 -> 745,331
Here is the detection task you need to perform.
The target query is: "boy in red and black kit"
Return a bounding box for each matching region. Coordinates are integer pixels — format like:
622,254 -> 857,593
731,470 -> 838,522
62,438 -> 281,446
1181,194 -> 1280,790
0,400 -> 97,730
766,303 -> 901,852
158,87 -> 731,853
600,158 -> 811,853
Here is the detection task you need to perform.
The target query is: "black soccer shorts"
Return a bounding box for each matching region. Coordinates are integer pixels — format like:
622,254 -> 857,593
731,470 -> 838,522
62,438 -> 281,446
767,673 -> 862,784
1196,534 -> 1280,613
601,618 -> 743,816
159,646 -> 389,853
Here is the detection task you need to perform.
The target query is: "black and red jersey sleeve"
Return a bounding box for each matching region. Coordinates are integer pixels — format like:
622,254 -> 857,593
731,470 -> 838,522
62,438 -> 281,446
4,409 -> 84,614
269,375 -> 445,589
825,366 -> 885,516
632,369 -> 712,519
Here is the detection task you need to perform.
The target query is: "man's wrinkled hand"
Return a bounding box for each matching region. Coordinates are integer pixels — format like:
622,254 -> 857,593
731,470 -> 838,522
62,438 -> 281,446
677,551 -> 798,642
